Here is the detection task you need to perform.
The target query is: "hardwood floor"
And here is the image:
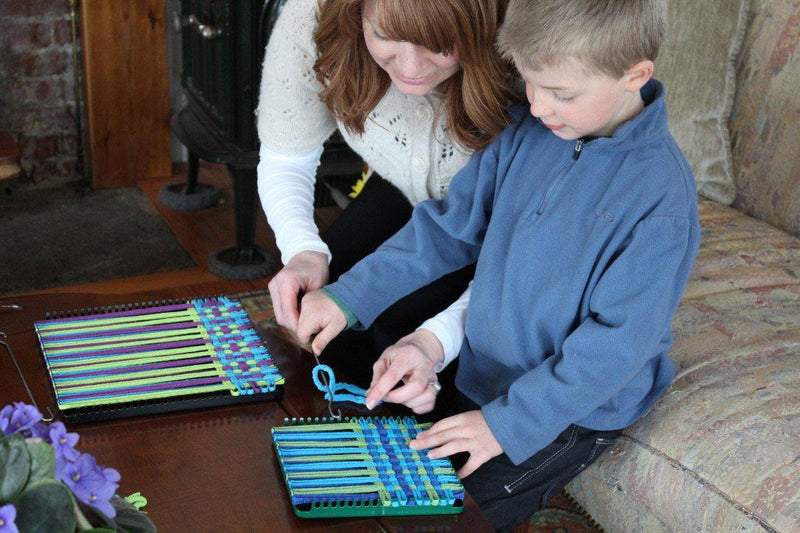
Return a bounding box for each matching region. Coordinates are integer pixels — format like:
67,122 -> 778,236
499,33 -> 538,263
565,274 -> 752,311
7,162 -> 340,299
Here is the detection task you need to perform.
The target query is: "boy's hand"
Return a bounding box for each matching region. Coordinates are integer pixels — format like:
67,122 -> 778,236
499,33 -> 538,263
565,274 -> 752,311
267,251 -> 329,331
365,329 -> 444,413
296,290 -> 347,355
409,410 -> 503,478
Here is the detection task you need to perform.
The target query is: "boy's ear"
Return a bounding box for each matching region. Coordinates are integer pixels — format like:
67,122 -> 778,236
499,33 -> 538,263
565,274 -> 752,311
624,60 -> 654,92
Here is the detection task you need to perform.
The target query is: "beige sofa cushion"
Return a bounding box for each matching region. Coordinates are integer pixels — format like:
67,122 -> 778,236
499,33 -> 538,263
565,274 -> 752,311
655,0 -> 750,205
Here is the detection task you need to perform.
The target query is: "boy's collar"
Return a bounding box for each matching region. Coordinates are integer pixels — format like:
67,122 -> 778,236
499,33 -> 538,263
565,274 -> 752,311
640,78 -> 659,106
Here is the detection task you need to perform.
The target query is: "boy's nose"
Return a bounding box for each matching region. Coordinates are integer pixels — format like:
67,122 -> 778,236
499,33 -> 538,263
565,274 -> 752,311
526,88 -> 550,118
529,98 -> 549,119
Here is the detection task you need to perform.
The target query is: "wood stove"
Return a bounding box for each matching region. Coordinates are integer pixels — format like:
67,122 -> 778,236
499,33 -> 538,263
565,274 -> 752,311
165,0 -> 361,279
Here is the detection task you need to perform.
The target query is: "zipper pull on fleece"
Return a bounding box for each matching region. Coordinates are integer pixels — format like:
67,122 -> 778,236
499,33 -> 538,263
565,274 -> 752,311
572,138 -> 584,160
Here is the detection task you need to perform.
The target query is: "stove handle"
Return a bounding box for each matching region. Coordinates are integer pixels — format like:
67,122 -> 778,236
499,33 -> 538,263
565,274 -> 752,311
172,12 -> 222,40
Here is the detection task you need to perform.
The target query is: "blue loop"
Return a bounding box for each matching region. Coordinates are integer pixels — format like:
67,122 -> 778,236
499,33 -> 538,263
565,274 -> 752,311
311,364 -> 380,407
311,364 -> 338,394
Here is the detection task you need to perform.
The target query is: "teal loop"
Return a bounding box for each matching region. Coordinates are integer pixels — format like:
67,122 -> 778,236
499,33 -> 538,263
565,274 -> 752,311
311,364 -> 379,407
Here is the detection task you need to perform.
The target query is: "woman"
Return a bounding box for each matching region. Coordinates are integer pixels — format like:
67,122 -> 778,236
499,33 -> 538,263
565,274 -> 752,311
256,0 -> 518,387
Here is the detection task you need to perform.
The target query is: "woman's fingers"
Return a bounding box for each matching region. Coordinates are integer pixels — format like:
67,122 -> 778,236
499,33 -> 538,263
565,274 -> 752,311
402,391 -> 437,414
365,357 -> 414,409
269,251 -> 330,331
268,271 -> 301,330
366,334 -> 439,409
277,282 -> 301,330
267,277 -> 285,327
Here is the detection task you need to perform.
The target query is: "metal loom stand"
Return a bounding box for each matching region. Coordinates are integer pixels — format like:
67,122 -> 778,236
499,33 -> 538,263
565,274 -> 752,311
1,331 -> 55,421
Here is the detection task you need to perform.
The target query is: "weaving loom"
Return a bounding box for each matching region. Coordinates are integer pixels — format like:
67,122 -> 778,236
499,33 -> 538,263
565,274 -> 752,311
34,296 -> 283,423
272,416 -> 465,518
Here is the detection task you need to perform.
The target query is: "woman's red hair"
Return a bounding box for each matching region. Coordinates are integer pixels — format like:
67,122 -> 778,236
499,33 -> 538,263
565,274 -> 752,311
313,0 -> 517,151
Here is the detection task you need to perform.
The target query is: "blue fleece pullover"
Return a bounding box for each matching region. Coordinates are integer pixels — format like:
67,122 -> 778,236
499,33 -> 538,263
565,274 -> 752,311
326,80 -> 701,465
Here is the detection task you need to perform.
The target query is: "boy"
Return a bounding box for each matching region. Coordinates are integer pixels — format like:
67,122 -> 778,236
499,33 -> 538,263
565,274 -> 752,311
295,0 -> 700,530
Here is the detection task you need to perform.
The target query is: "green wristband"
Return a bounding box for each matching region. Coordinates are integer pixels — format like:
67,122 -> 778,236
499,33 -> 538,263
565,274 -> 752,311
319,288 -> 358,329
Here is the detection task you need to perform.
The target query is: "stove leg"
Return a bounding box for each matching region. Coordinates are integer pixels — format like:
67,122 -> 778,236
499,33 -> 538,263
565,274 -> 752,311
185,151 -> 200,193
207,164 -> 276,280
158,150 -> 221,211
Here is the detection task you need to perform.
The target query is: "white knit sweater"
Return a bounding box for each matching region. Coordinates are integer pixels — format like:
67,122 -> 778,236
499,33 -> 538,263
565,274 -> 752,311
255,0 -> 475,368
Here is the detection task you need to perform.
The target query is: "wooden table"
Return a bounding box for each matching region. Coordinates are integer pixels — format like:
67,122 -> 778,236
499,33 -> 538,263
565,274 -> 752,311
0,291 -> 493,532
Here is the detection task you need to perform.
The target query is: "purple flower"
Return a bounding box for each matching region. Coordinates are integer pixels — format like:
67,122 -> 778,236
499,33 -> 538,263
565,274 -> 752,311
28,421 -> 50,439
58,453 -> 105,493
82,478 -> 119,518
0,504 -> 19,533
0,406 -> 9,434
57,454 -> 118,518
102,466 -> 121,484
48,422 -> 80,462
0,403 -> 42,436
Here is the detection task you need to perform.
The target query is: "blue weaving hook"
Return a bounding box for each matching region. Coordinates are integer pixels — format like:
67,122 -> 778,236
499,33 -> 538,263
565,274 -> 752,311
312,364 -> 379,407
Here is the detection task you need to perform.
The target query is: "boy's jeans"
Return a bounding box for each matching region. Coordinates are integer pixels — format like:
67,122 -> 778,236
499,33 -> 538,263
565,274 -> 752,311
450,393 -> 620,532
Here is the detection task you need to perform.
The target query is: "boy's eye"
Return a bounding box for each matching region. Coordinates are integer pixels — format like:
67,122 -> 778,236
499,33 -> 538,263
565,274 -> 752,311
554,93 -> 575,102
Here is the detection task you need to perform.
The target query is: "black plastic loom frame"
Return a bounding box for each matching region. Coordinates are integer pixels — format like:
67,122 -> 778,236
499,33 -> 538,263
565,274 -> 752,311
37,296 -> 284,425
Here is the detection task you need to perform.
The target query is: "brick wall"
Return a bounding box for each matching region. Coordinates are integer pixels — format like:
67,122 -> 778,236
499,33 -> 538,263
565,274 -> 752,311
0,1 -> 82,188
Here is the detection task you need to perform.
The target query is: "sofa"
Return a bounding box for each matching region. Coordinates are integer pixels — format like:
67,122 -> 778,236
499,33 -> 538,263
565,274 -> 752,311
563,0 -> 800,531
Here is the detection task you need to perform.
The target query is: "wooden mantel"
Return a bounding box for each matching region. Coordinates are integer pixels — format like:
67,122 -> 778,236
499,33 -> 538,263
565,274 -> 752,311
81,0 -> 172,188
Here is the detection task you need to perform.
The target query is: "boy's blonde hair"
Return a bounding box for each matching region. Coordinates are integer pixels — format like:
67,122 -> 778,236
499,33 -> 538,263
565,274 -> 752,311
497,0 -> 666,78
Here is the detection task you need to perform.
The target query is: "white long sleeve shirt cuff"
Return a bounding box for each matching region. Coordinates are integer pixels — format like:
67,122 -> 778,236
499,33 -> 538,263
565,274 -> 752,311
418,282 -> 471,372
257,143 -> 331,265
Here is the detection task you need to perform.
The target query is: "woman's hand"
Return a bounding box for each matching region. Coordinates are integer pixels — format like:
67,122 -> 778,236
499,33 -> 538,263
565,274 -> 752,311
267,251 -> 329,331
365,329 -> 445,413
410,410 -> 503,478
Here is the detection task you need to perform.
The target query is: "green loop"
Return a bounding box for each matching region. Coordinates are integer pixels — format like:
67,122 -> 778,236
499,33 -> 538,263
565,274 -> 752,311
125,491 -> 149,510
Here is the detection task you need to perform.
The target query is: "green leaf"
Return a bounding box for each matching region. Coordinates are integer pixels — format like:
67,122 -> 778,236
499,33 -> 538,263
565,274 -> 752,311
75,500 -> 114,529
14,479 -> 76,533
111,497 -> 157,533
80,529 -> 117,532
26,441 -> 56,484
0,433 -> 32,503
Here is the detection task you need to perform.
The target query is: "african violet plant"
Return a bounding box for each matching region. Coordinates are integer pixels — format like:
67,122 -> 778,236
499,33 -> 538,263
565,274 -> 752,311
0,402 -> 156,533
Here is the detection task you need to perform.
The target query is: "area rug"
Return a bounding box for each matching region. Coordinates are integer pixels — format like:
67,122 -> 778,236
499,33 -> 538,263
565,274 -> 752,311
0,183 -> 195,295
237,289 -> 604,532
